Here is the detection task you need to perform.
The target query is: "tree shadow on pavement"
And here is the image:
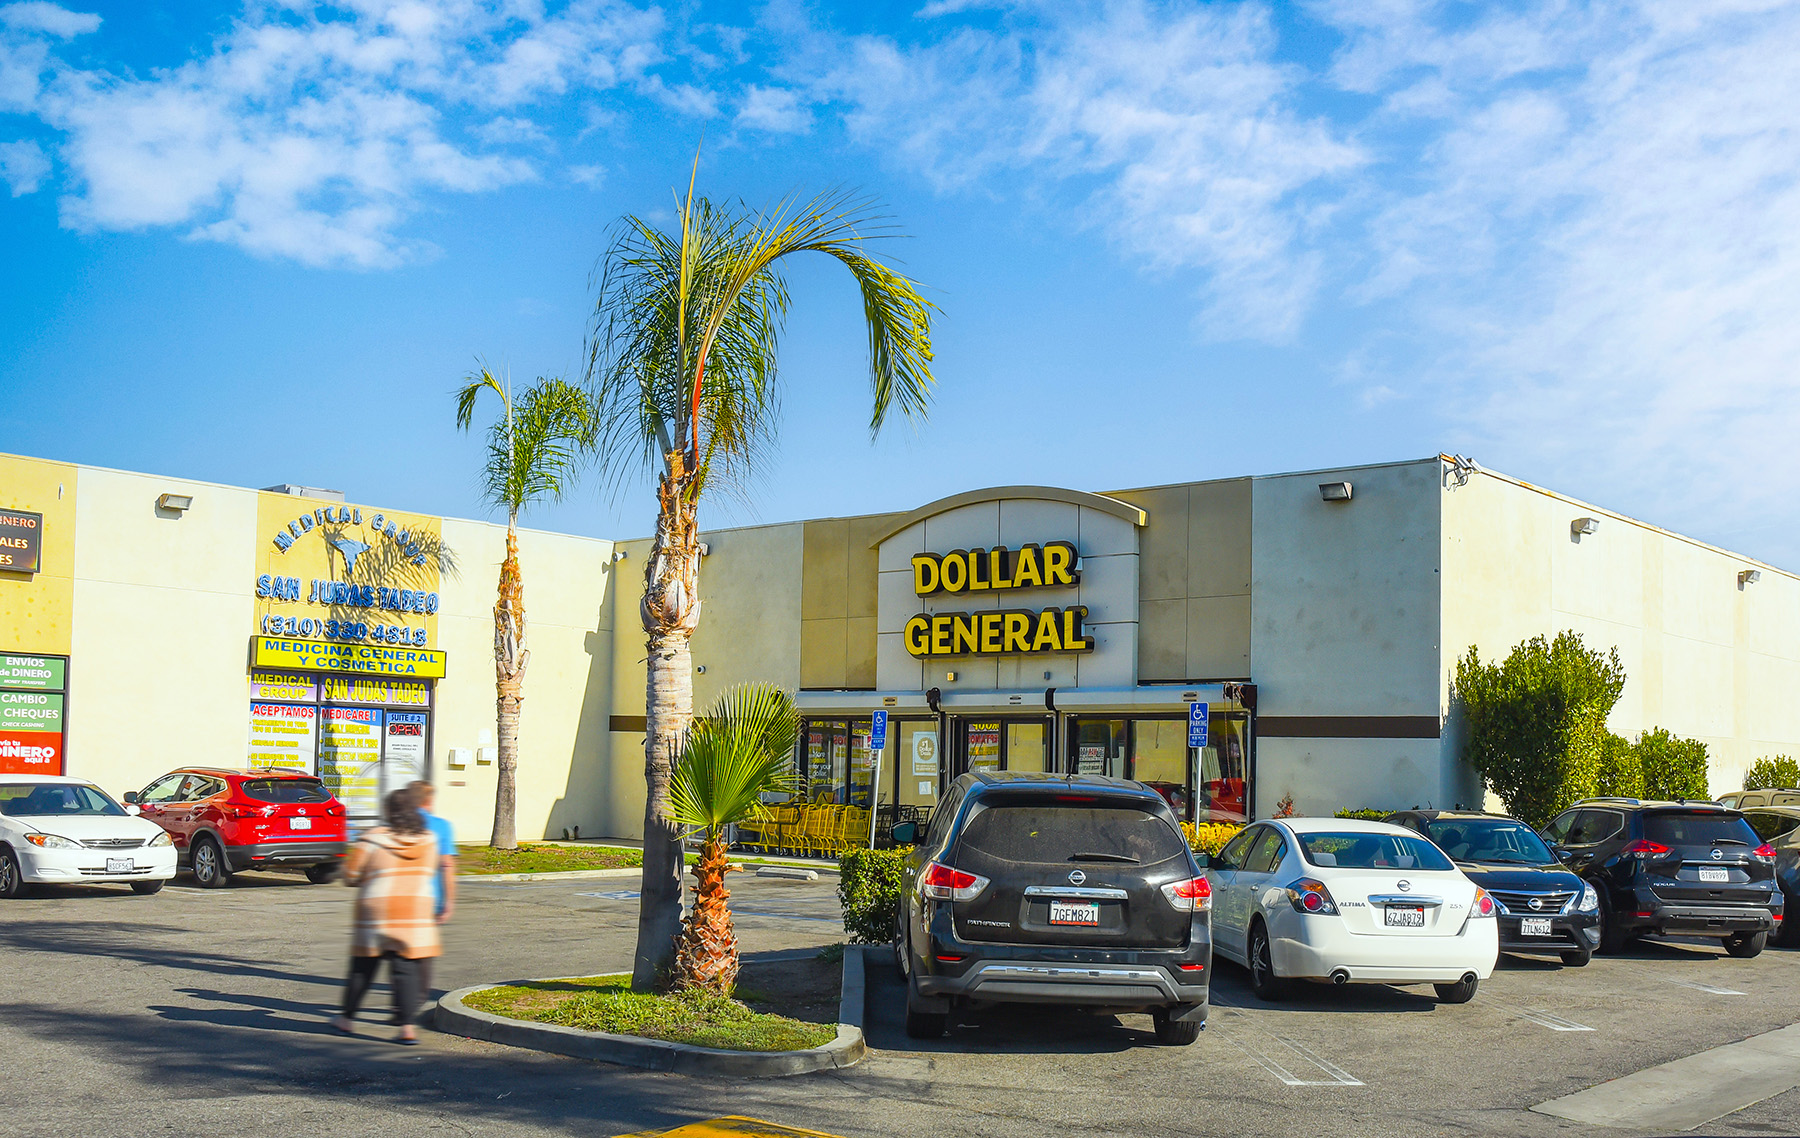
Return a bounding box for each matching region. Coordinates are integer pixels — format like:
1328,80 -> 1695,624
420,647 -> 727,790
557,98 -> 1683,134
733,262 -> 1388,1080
0,918 -> 345,988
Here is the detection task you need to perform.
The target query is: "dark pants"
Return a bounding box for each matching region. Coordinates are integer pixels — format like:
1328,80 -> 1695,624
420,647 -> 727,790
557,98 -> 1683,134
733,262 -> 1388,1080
342,953 -> 419,1024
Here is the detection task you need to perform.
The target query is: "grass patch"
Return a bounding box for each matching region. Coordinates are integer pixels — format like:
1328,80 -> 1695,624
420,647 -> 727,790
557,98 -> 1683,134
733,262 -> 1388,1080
463,975 -> 836,1052
455,844 -> 643,875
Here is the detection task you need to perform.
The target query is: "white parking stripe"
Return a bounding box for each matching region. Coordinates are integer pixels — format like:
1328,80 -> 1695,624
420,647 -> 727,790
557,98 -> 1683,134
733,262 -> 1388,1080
1491,1002 -> 1595,1031
1659,978 -> 1745,996
1209,1009 -> 1364,1086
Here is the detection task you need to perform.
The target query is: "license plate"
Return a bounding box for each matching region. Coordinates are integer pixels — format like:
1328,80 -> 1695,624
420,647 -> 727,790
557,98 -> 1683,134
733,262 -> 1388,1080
289,817 -> 312,830
1384,906 -> 1425,927
105,858 -> 133,874
1049,901 -> 1100,926
1698,867 -> 1728,883
1520,917 -> 1553,937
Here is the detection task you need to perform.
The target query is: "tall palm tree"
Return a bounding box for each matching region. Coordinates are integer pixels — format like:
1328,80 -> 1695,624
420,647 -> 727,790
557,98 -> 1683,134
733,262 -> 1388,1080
587,166 -> 938,990
454,367 -> 592,849
668,683 -> 800,995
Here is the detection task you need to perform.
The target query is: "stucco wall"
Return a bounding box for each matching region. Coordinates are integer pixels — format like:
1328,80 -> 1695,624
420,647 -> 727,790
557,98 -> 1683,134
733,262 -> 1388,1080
1110,477 -> 1253,682
1442,468 -> 1800,797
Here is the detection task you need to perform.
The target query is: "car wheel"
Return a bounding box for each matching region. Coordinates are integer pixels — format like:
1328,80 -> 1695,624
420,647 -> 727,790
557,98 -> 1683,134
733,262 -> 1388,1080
903,976 -> 946,1040
0,847 -> 24,899
1247,921 -> 1289,1002
1434,976 -> 1479,1004
191,838 -> 232,889
1724,931 -> 1767,959
130,880 -> 165,895
1560,949 -> 1591,968
1595,894 -> 1629,955
1152,1008 -> 1202,1045
304,864 -> 337,885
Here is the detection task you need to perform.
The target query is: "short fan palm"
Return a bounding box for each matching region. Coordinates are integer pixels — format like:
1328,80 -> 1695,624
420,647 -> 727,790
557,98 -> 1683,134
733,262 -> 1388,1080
667,683 -> 800,995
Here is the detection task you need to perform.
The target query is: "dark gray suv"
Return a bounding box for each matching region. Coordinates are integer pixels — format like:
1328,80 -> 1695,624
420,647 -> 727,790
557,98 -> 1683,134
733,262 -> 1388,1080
892,772 -> 1212,1044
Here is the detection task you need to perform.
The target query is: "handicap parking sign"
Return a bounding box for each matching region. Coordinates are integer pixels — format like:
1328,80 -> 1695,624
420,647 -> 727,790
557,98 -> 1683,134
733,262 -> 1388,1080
1188,702 -> 1209,748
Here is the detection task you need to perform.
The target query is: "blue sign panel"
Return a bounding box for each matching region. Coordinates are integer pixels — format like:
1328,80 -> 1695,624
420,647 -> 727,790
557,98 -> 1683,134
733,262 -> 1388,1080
1187,701 -> 1209,749
871,709 -> 889,750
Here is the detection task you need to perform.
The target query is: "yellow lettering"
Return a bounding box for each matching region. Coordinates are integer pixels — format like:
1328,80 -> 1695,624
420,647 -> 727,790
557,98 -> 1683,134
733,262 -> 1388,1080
1032,609 -> 1062,652
912,554 -> 939,595
1063,605 -> 1095,652
939,550 -> 968,593
930,614 -> 953,655
905,616 -> 930,657
1003,611 -> 1032,653
1044,542 -> 1076,587
968,548 -> 989,591
990,547 -> 1011,589
1013,544 -> 1043,588
952,614 -> 979,655
979,612 -> 1004,654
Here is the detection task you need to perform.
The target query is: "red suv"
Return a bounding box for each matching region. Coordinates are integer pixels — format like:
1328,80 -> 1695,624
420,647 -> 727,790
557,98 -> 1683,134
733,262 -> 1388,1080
124,767 -> 348,888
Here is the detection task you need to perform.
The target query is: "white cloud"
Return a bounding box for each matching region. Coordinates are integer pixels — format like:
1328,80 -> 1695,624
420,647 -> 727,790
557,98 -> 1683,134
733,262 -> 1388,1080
569,162 -> 604,186
736,83 -> 810,133
0,2 -> 99,39
0,137 -> 47,193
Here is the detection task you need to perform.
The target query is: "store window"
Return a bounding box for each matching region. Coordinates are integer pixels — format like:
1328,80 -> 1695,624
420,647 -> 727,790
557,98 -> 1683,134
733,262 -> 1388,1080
248,671 -> 434,822
1066,711 -> 1252,823
799,718 -> 874,807
895,719 -> 940,811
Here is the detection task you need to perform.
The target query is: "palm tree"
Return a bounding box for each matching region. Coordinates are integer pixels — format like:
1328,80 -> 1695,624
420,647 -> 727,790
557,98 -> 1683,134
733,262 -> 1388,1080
454,367 -> 591,849
586,165 -> 939,990
668,683 -> 800,994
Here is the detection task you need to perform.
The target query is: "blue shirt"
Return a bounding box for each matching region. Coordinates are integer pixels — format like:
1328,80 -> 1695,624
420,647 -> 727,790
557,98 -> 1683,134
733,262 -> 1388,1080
424,812 -> 455,914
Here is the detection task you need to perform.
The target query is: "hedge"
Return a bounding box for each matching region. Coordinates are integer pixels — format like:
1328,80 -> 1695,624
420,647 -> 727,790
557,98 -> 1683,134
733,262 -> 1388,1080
838,847 -> 909,944
1745,755 -> 1800,791
1333,809 -> 1389,822
1182,822 -> 1243,856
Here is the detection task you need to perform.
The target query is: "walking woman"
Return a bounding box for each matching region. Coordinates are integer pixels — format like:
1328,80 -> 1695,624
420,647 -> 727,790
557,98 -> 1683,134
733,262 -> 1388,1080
330,786 -> 440,1043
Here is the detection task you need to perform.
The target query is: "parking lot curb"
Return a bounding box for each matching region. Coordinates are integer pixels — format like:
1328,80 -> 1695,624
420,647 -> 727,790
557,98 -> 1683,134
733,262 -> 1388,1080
434,948 -> 867,1077
456,867 -> 643,883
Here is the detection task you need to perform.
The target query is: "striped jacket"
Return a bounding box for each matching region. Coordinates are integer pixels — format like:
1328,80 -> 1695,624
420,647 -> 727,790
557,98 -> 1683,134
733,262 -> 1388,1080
344,827 -> 441,959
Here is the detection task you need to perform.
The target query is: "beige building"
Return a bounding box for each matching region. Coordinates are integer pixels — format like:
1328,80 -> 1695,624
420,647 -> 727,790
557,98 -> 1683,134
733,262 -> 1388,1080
3,450 -> 1795,844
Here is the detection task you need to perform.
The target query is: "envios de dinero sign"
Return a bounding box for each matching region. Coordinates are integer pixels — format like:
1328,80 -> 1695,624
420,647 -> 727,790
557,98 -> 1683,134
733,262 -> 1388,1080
904,541 -> 1094,658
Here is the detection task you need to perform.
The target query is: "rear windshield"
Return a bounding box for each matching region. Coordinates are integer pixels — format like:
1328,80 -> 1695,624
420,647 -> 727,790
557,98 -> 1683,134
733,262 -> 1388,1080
1644,813 -> 1759,847
1298,832 -> 1455,872
0,782 -> 125,817
1424,819 -> 1555,865
957,804 -> 1188,867
239,777 -> 331,804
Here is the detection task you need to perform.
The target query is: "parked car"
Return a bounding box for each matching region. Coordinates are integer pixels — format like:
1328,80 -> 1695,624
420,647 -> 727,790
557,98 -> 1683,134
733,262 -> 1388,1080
1203,817 -> 1498,1004
1542,798 -> 1782,957
891,771 -> 1212,1045
1739,805 -> 1800,947
1386,809 -> 1602,966
0,775 -> 177,897
1717,789 -> 1800,809
125,767 -> 348,888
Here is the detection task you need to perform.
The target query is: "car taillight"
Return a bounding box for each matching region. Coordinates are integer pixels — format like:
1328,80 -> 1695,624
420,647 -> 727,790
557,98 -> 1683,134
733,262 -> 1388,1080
1282,877 -> 1339,915
1621,839 -> 1671,857
921,862 -> 989,902
1160,876 -> 1212,912
1753,843 -> 1778,862
1473,887 -> 1496,917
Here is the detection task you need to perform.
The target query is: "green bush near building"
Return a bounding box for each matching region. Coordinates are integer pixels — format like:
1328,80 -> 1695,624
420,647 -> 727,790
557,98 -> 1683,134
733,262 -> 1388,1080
1744,755 -> 1800,791
1333,809 -> 1390,822
1453,631 -> 1626,827
1596,732 -> 1645,799
839,848 -> 908,944
1635,728 -> 1710,801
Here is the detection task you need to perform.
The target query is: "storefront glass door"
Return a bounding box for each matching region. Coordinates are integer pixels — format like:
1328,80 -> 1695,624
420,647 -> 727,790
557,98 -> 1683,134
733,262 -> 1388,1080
956,716 -> 1054,775
1065,712 -> 1250,824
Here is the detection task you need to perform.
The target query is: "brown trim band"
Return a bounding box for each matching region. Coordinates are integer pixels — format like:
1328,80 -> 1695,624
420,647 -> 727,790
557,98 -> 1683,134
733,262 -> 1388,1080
608,715 -> 647,733
1257,715 -> 1441,740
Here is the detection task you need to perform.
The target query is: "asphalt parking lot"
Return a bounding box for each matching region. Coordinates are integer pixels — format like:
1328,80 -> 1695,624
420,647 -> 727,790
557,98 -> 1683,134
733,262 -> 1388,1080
2,869 -> 1798,1138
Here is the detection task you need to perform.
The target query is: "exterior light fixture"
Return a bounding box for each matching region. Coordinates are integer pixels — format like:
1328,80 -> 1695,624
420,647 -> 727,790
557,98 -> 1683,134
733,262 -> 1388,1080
697,542 -> 711,557
1571,517 -> 1600,537
696,664 -> 707,674
156,493 -> 194,513
945,671 -> 957,682
612,549 -> 628,561
1319,482 -> 1353,502
1740,570 -> 1762,586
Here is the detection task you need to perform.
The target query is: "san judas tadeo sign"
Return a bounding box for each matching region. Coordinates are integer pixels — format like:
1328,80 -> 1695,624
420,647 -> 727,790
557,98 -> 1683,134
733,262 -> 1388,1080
903,541 -> 1093,658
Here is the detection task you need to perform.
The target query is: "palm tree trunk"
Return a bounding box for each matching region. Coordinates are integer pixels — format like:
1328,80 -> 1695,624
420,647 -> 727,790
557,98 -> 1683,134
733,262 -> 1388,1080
673,833 -> 738,995
633,454 -> 703,990
491,519 -> 528,850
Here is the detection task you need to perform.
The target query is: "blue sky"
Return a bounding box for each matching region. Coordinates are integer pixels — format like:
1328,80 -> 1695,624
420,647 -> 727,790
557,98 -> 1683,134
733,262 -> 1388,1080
3,0 -> 1799,570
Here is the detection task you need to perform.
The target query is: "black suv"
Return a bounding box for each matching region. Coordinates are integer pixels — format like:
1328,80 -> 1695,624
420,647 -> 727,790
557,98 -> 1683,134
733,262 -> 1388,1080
1386,810 -> 1601,966
1543,799 -> 1782,957
891,772 -> 1212,1045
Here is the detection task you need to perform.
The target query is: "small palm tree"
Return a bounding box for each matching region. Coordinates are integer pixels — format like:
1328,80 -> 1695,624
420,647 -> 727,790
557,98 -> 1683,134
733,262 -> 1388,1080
668,683 -> 800,995
454,367 -> 591,849
587,163 -> 938,989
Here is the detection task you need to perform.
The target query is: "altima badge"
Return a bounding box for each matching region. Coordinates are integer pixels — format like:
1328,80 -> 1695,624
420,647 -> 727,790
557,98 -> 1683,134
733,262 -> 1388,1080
1068,869 -> 1086,885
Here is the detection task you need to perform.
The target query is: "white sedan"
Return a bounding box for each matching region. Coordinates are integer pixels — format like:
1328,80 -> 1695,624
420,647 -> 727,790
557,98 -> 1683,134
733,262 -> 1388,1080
1203,817 -> 1499,1003
0,775 -> 178,897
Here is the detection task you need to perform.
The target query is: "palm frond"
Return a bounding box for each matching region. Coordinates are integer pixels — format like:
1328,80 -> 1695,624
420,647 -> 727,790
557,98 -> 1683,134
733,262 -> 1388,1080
668,683 -> 800,843
457,367 -> 591,518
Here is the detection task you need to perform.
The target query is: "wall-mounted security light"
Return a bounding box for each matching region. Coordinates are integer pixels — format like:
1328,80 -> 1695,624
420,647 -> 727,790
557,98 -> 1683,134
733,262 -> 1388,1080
695,664 -> 707,674
697,542 -> 711,557
1571,517 -> 1600,537
612,549 -> 628,562
945,671 -> 957,682
1739,569 -> 1762,587
1319,481 -> 1353,502
156,493 -> 194,513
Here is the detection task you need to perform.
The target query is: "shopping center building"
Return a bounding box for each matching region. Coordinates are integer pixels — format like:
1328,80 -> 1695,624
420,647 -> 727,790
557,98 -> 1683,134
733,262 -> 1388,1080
3,449 -> 1797,843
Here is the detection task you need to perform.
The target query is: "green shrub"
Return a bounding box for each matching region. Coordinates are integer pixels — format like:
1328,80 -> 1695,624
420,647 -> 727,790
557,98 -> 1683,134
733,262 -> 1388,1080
1453,632 -> 1625,827
1333,809 -> 1390,822
1595,732 -> 1644,798
1635,728 -> 1709,801
838,848 -> 908,944
1744,755 -> 1800,791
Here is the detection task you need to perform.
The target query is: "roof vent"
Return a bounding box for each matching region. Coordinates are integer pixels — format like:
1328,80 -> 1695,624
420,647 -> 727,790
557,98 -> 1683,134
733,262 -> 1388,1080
261,484 -> 345,502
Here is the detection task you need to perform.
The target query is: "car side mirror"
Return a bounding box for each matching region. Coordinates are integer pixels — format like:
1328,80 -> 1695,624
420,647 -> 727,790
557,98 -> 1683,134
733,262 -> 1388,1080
891,821 -> 919,846
125,804 -> 141,816
122,791 -> 138,804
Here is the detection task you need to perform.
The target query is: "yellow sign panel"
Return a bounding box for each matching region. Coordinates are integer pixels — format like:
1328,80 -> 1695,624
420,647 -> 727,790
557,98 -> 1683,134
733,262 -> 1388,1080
252,636 -> 447,679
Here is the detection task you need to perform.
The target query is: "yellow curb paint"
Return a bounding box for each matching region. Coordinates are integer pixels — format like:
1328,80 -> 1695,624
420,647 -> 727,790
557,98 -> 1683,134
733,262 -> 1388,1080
613,1117 -> 846,1138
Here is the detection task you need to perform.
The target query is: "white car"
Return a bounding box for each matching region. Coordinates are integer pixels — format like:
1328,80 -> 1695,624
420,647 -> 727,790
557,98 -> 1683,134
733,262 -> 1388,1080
0,775 -> 178,897
1203,817 -> 1499,1003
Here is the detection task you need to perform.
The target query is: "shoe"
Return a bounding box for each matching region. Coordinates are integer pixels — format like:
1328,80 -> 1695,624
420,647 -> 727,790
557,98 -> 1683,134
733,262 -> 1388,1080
330,1016 -> 356,1036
